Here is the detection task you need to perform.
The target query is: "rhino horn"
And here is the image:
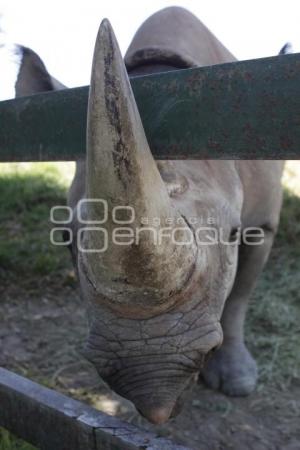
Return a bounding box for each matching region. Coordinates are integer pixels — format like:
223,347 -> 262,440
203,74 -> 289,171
81,20 -> 197,317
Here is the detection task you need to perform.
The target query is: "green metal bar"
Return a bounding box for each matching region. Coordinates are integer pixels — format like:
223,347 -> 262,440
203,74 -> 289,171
1,53 -> 300,161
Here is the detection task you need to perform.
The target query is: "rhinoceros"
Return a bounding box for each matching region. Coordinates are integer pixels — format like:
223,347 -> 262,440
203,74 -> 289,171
15,7 -> 284,424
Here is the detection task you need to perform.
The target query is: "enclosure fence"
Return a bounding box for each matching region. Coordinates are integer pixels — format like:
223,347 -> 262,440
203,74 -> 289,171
0,53 -> 298,450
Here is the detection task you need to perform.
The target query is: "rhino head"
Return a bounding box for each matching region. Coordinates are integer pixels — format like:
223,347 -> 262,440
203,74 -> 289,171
72,20 -> 243,424
13,13 -> 243,423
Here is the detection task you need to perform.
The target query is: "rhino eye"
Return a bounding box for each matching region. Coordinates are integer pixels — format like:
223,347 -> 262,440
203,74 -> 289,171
229,227 -> 239,242
62,229 -> 72,249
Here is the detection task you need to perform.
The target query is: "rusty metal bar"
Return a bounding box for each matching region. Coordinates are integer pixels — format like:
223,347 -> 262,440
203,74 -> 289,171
0,367 -> 190,450
0,53 -> 300,161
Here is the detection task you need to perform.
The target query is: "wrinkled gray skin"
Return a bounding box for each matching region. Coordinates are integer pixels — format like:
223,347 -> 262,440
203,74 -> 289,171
15,7 -> 284,424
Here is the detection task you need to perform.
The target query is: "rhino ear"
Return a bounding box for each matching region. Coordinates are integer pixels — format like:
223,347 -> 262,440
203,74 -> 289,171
279,42 -> 293,55
15,45 -> 54,97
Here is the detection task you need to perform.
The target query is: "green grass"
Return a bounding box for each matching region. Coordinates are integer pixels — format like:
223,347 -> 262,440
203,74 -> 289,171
246,162 -> 300,389
248,161 -> 300,390
0,163 -> 74,449
246,187 -> 300,388
0,161 -> 300,447
0,429 -> 36,450
0,163 -> 74,284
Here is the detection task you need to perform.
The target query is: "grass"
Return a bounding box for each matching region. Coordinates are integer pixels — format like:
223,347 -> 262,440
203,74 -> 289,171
0,163 -> 74,450
0,430 -> 35,450
0,163 -> 74,285
0,428 -> 36,450
246,161 -> 300,388
0,160 -> 300,448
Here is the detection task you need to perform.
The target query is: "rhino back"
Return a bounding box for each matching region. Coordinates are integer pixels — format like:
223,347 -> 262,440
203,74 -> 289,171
125,6 -> 236,71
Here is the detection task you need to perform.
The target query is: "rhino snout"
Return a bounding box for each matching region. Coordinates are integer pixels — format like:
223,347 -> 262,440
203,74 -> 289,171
137,403 -> 175,424
107,365 -> 196,424
84,314 -> 223,423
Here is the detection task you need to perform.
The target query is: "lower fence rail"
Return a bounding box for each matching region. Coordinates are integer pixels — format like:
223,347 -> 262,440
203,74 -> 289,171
0,367 -> 191,450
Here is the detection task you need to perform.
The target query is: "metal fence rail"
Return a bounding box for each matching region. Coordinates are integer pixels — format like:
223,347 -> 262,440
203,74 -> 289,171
1,51 -> 299,450
1,52 -> 300,162
0,368 -> 191,450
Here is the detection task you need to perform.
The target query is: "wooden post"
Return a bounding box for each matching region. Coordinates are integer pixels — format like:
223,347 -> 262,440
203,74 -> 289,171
0,368 -> 191,450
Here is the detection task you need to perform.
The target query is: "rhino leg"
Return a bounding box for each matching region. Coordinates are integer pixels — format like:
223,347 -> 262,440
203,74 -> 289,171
202,231 -> 274,396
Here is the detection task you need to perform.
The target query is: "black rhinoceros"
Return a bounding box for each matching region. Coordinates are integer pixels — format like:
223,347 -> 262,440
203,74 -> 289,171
15,7 -> 283,424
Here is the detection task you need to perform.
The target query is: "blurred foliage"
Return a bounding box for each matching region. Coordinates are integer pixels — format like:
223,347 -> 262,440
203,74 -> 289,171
0,428 -> 36,450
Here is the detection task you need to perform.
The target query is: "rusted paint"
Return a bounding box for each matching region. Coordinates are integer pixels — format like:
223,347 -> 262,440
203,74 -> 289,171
1,52 -> 300,161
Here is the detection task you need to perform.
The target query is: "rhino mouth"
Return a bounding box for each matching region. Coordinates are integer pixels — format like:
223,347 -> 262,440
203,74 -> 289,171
136,377 -> 195,424
84,298 -> 223,424
85,349 -> 210,424
168,374 -> 198,419
107,365 -> 200,424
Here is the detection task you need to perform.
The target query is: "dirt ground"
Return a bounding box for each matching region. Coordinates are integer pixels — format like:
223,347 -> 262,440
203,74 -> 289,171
0,162 -> 299,449
1,280 -> 299,450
